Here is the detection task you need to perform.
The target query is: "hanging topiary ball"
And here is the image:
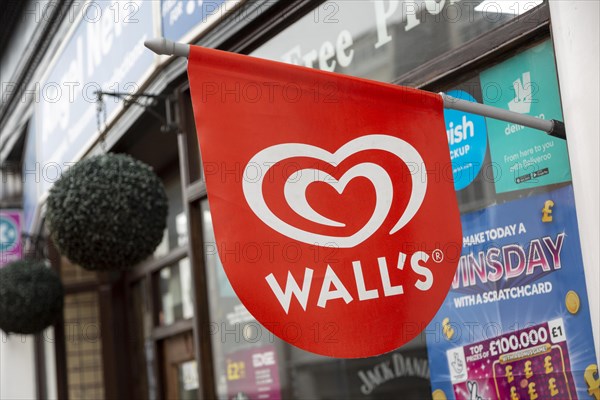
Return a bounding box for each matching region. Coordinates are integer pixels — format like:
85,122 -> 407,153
0,260 -> 64,334
46,153 -> 168,270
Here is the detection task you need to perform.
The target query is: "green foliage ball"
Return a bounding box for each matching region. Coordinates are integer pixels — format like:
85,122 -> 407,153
46,153 -> 168,270
0,260 -> 64,334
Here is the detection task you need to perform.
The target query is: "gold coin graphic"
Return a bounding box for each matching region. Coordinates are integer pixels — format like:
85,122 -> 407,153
442,318 -> 454,340
432,389 -> 447,400
566,290 -> 580,314
520,378 -> 529,388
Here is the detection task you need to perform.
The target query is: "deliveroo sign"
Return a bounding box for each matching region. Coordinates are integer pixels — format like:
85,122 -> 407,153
479,40 -> 569,193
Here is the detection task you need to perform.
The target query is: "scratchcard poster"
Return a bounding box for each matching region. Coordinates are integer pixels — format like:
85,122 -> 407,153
426,185 -> 599,400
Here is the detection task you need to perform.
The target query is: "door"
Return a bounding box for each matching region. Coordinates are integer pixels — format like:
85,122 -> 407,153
161,331 -> 199,400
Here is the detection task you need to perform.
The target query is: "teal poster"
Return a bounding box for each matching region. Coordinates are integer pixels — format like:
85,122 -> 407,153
480,40 -> 571,193
425,185 -> 598,400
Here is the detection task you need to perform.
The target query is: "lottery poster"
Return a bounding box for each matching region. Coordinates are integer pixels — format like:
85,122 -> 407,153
426,185 -> 599,400
225,345 -> 282,400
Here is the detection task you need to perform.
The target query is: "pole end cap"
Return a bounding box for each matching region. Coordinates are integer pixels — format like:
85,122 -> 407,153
144,38 -> 189,58
549,120 -> 567,140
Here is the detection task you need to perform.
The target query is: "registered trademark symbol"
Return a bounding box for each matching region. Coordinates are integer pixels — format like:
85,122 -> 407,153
432,249 -> 444,263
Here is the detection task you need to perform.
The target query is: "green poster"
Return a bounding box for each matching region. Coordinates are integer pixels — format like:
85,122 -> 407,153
480,40 -> 571,193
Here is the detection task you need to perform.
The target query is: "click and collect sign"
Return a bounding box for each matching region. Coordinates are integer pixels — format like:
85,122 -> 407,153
0,210 -> 22,267
187,45 -> 462,358
36,0 -> 155,194
444,90 -> 488,191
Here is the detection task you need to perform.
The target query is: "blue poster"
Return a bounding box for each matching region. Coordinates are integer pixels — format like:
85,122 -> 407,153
444,90 -> 488,191
426,185 -> 598,400
161,0 -> 228,42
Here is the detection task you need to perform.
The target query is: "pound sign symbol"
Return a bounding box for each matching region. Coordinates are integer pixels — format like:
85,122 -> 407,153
510,386 -> 520,400
528,382 -> 538,400
544,355 -> 554,374
542,200 -> 554,222
548,378 -> 559,397
506,365 -> 515,383
524,360 -> 533,379
584,364 -> 600,400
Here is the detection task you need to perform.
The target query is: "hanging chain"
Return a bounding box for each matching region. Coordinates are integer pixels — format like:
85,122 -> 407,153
95,92 -> 108,152
92,90 -> 178,146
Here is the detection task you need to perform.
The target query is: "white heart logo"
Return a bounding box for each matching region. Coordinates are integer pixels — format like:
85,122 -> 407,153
242,134 -> 427,247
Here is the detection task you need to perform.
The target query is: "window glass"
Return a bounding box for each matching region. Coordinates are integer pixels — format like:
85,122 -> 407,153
252,1 -> 544,82
154,170 -> 186,258
199,2 -> 598,398
129,279 -> 157,399
155,257 -> 194,326
423,39 -> 596,400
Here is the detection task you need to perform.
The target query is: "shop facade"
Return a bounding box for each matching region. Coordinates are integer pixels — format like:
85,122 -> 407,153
1,1 -> 598,399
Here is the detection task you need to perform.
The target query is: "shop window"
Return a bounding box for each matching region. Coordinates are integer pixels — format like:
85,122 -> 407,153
128,278 -> 157,399
193,2 -> 596,399
155,257 -> 195,326
252,1 -> 545,82
154,168 -> 187,258
421,38 -> 600,400
202,199 -> 271,398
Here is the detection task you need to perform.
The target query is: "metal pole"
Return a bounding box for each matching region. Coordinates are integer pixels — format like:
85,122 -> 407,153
144,38 -> 566,140
440,93 -> 565,139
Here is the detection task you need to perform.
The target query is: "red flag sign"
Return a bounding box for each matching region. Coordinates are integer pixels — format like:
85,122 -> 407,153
188,45 -> 462,358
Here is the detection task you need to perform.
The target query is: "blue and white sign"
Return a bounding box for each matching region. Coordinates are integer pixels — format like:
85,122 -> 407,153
161,0 -> 237,43
444,90 -> 488,191
0,210 -> 22,267
36,0 -> 156,194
